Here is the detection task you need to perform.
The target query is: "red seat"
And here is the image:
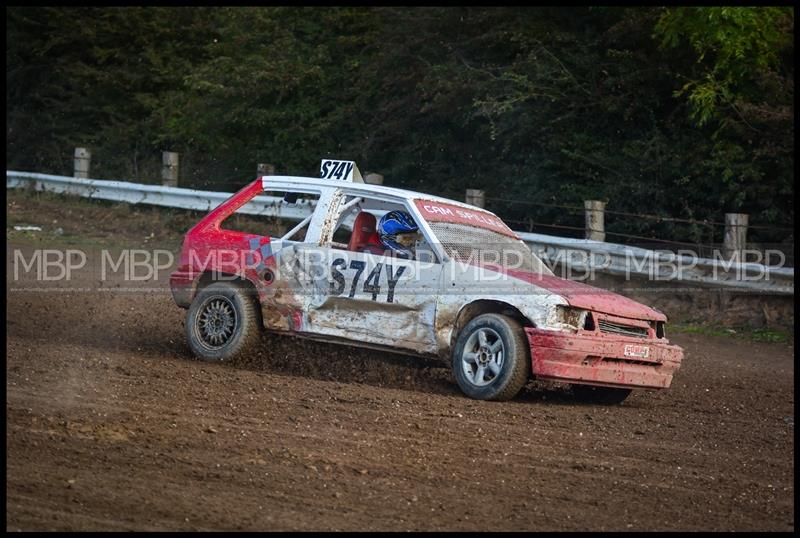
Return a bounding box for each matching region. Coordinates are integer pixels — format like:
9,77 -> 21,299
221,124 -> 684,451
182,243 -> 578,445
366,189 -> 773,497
360,237 -> 386,255
348,212 -> 384,253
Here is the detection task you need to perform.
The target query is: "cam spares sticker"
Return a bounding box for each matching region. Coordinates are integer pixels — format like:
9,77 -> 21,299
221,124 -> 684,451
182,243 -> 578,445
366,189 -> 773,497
414,199 -> 518,238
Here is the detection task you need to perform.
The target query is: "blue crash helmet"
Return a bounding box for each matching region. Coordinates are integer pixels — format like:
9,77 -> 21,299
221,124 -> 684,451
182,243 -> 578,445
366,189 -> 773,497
377,210 -> 419,258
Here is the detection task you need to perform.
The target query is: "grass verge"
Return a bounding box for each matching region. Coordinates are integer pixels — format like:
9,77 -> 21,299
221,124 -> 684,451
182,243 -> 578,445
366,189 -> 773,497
671,323 -> 793,344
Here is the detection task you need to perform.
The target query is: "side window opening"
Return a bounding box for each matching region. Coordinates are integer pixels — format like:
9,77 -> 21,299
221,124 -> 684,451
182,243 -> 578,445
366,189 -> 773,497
329,195 -> 364,248
328,194 -> 439,263
332,221 -> 355,245
220,189 -> 320,242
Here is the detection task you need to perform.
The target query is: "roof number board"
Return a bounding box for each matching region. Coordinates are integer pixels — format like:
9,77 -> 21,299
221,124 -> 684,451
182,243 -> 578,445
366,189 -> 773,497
320,159 -> 363,183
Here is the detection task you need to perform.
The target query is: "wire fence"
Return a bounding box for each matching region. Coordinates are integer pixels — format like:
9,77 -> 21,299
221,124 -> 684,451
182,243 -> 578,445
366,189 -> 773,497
487,195 -> 794,265
485,195 -> 794,233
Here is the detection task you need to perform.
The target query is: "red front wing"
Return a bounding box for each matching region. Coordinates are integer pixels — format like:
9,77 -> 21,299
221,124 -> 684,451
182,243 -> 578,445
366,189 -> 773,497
526,321 -> 683,390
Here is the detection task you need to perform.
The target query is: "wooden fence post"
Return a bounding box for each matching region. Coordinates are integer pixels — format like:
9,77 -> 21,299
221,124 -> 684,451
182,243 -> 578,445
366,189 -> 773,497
365,172 -> 384,185
162,151 -> 179,187
257,163 -> 275,176
584,200 -> 606,241
465,189 -> 485,208
74,147 -> 91,179
724,213 -> 748,261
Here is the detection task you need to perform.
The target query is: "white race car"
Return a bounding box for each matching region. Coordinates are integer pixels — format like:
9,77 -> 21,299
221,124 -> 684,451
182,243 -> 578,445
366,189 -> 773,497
171,160 -> 683,403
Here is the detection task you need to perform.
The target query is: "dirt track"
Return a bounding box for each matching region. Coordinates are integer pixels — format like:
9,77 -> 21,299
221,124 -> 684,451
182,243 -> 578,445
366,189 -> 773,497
6,265 -> 794,532
4,191 -> 795,531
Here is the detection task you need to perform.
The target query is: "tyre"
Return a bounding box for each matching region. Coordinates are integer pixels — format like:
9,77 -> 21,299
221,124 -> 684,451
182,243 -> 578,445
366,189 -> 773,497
571,384 -> 632,405
452,313 -> 530,401
186,281 -> 262,362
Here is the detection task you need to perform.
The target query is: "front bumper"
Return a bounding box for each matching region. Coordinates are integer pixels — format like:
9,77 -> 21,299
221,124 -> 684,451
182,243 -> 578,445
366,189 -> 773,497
525,327 -> 683,389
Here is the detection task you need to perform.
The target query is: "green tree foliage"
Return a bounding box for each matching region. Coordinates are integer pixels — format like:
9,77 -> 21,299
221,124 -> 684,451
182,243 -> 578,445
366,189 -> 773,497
6,7 -> 794,242
654,7 -> 791,125
653,7 -> 794,229
7,7 -> 218,180
161,7 -> 381,187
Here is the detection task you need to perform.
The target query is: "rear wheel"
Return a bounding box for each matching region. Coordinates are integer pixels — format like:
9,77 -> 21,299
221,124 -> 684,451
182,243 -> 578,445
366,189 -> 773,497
186,281 -> 262,362
452,314 -> 530,401
571,384 -> 632,405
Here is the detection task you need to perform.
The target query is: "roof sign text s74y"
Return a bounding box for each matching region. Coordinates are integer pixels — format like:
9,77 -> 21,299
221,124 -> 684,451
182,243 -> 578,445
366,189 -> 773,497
320,159 -> 363,183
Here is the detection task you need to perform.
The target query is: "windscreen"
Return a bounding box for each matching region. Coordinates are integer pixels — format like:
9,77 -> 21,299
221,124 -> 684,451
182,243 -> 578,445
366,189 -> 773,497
415,199 -> 551,274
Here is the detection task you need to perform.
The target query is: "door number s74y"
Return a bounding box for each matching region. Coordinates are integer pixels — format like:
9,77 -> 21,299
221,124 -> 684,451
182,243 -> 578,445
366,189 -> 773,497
329,258 -> 406,303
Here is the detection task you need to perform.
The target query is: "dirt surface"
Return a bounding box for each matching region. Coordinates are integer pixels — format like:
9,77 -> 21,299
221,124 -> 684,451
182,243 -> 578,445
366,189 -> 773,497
5,191 -> 795,531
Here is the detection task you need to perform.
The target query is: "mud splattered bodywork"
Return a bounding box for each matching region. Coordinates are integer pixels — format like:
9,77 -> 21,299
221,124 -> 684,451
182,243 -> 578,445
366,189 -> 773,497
171,175 -> 684,392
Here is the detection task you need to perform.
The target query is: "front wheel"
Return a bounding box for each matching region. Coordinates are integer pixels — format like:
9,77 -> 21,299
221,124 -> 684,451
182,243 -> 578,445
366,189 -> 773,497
186,281 -> 262,362
571,384 -> 632,405
452,314 -> 530,401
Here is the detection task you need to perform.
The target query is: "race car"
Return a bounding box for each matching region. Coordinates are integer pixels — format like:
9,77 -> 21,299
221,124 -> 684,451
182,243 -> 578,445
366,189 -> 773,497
170,160 -> 683,404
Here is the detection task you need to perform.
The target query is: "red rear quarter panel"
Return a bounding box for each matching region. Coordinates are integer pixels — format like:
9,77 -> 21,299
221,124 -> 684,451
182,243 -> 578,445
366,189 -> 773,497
170,180 -> 273,307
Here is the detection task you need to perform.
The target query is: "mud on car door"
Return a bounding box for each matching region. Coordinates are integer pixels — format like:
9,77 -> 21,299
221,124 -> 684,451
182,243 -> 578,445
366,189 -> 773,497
292,245 -> 443,354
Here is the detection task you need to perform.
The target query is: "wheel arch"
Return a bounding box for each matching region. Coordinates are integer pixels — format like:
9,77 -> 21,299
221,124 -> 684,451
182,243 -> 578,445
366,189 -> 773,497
196,271 -> 260,298
448,299 -> 534,351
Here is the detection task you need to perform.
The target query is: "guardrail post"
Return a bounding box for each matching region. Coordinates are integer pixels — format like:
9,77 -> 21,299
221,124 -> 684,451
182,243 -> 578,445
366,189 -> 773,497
584,200 -> 606,241
73,147 -> 91,179
162,151 -> 179,187
724,213 -> 748,261
257,163 -> 275,176
465,189 -> 485,208
365,172 -> 384,185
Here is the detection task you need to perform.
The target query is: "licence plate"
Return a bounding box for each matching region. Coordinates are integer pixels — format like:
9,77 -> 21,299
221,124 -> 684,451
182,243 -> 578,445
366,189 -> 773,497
624,344 -> 650,358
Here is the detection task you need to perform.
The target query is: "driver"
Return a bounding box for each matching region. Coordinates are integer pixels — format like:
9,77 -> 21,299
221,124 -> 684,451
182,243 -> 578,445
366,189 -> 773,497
377,210 -> 420,259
